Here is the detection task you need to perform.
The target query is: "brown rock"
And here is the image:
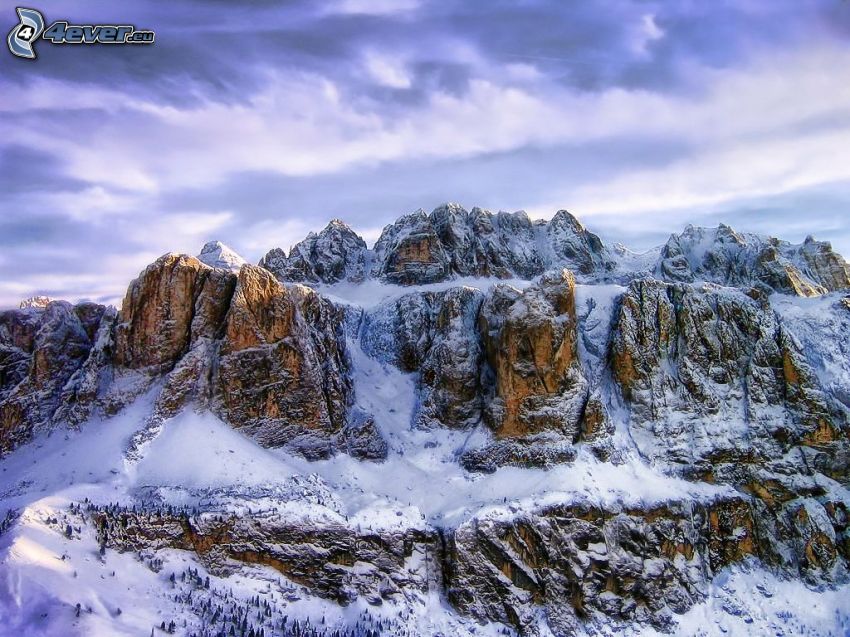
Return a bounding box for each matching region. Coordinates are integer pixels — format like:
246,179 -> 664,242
479,269 -> 588,439
114,254 -> 235,372
213,265 -> 364,458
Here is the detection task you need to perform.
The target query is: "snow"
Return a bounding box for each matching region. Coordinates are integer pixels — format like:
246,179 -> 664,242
575,283 -> 624,380
133,411 -> 299,490
315,275 -> 533,310
2,276 -> 849,636
0,494 -> 189,637
197,240 -> 246,272
661,567 -> 850,637
771,291 -> 850,406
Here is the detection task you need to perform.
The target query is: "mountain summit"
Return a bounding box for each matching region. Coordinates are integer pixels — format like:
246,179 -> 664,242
197,240 -> 247,272
259,204 -> 850,297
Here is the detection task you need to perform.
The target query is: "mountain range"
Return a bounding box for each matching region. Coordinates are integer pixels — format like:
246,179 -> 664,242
1,204 -> 849,637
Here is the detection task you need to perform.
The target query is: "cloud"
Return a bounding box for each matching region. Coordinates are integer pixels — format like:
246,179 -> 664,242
1,0 -> 849,307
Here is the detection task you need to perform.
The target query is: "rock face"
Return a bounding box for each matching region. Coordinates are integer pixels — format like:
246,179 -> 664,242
93,501 -> 437,607
656,224 -> 850,296
447,497 -> 759,635
261,206 -> 850,296
0,301 -> 106,452
371,209 -> 453,285
610,278 -> 843,474
479,270 -> 586,439
458,271 -> 595,471
1,252 -> 386,461
114,254 -> 236,373
18,296 -> 53,309
213,265 -> 383,459
88,487 -> 847,637
260,219 -> 368,284
609,277 -> 850,599
361,286 -> 485,430
369,205 -> 615,285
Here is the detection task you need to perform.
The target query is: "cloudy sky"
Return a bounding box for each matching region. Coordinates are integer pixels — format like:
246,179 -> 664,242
2,0 -> 850,308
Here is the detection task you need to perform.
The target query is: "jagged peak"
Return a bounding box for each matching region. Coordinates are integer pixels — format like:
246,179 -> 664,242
198,240 -> 247,272
550,209 -> 586,231
18,295 -> 54,309
316,219 -> 366,247
430,202 -> 468,218
322,218 -> 357,234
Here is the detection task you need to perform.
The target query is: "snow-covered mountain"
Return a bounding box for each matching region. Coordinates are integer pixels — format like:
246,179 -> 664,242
198,240 -> 247,272
1,205 -> 850,637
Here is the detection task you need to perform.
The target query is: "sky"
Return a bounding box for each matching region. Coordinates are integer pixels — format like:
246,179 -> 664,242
1,0 -> 850,308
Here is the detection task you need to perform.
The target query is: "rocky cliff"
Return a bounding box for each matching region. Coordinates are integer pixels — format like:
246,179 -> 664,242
1,207 -> 849,637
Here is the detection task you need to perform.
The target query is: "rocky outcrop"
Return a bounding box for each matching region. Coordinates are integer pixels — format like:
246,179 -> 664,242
447,497 -> 758,635
92,501 -> 437,606
0,301 -> 107,452
794,235 -> 850,292
460,271 -> 598,470
114,253 -> 236,373
361,286 -> 485,430
413,287 -> 485,430
545,210 -> 614,276
18,296 -> 53,309
110,256 -> 385,460
369,205 -> 615,285
610,278 -> 843,473
433,205 -> 544,279
479,270 -> 586,438
88,486 -> 849,636
213,265 -> 384,459
3,207 -> 850,637
110,254 -> 239,454
0,252 -> 389,461
371,209 -> 452,285
259,206 -> 850,296
656,224 -> 850,296
260,219 -> 369,284
263,204 -> 615,287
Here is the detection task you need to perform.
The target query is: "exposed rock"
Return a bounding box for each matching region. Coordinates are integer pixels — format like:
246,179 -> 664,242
479,270 -> 588,440
414,287 -> 485,430
429,204 -> 544,278
0,301 -> 106,452
447,497 -> 759,635
3,207 -> 850,637
795,235 -> 850,292
261,204 -> 617,288
18,296 -> 53,309
459,434 -> 578,473
361,291 -> 434,372
369,205 -> 614,285
610,278 -> 842,473
93,501 -> 436,606
114,254 -> 236,373
260,219 -> 368,284
544,210 -> 614,276
213,265 -> 383,459
361,286 -> 485,430
656,224 -> 850,296
371,209 -> 451,285
337,408 -> 388,461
